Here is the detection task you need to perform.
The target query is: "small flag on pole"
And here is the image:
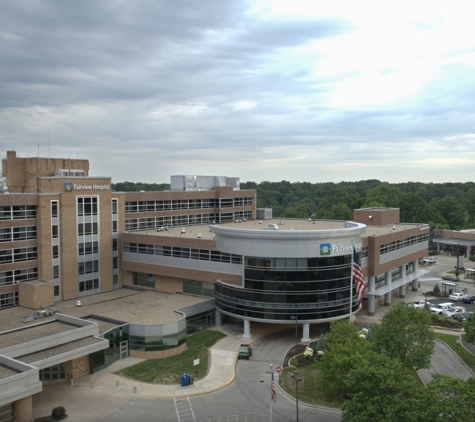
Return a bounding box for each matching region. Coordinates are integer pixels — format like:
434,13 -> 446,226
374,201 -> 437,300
271,368 -> 276,402
353,247 -> 366,306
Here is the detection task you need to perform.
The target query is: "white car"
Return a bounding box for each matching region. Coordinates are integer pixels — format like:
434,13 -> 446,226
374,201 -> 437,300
448,292 -> 465,301
441,306 -> 466,319
423,257 -> 437,264
430,302 -> 454,314
408,300 -> 431,309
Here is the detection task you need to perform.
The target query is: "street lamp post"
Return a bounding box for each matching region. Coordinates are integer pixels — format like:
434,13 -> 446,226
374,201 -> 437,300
290,316 -> 298,345
291,370 -> 302,422
194,327 -> 203,376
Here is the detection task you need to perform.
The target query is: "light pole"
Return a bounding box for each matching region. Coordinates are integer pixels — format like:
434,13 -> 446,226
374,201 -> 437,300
291,370 -> 302,422
291,316 -> 298,345
194,327 -> 203,376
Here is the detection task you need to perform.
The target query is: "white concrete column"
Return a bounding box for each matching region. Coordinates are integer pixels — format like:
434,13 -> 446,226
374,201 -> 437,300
399,265 -> 406,298
301,323 -> 310,343
215,309 -> 223,326
412,259 -> 419,291
242,319 -> 252,341
367,276 -> 376,316
384,270 -> 392,305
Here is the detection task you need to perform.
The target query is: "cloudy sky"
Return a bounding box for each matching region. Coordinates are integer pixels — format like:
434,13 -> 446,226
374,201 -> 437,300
1,0 -> 474,184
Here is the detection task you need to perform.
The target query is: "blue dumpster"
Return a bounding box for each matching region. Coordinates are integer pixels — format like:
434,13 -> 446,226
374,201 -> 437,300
180,373 -> 190,387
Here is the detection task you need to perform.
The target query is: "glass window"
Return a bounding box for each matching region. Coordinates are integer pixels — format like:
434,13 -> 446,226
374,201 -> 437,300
51,202 -> 58,217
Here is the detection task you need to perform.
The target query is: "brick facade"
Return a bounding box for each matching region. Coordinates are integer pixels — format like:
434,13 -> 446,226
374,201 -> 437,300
12,396 -> 33,422
18,280 -> 54,309
65,355 -> 90,379
129,342 -> 187,359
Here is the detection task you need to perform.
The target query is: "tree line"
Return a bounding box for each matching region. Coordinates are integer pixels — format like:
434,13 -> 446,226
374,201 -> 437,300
240,180 -> 475,231
112,179 -> 475,230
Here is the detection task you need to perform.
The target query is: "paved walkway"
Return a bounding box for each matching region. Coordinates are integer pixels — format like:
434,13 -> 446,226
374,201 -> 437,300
33,274 -> 475,421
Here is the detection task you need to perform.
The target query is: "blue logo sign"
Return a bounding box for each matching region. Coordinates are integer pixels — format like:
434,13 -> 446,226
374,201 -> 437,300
64,182 -> 73,192
320,243 -> 331,256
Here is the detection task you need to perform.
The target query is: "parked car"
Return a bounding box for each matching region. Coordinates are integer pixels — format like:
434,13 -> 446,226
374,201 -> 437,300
238,344 -> 252,360
423,257 -> 437,264
441,306 -> 466,319
408,300 -> 431,309
442,274 -> 459,282
430,302 -> 454,314
457,312 -> 473,322
463,295 -> 475,304
448,292 -> 465,301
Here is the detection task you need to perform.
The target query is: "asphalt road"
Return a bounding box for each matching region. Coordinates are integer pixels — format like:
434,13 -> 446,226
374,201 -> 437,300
99,327 -> 342,422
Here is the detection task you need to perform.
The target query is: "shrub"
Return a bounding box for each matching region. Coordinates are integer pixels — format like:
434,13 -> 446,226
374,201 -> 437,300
51,406 -> 66,420
433,283 -> 441,295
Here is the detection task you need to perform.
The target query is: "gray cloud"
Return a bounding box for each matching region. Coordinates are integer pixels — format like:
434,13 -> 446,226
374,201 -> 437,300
1,1 -> 474,184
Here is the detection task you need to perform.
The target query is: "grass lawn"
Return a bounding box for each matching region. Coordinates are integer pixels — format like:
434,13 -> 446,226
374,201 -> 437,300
116,329 -> 226,384
279,363 -> 344,408
434,332 -> 475,371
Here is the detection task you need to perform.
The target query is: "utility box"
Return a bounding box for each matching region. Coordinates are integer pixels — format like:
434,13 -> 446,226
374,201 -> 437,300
180,374 -> 190,387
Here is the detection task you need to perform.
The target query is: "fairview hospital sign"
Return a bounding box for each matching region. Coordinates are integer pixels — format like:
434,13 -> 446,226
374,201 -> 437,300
64,182 -> 110,192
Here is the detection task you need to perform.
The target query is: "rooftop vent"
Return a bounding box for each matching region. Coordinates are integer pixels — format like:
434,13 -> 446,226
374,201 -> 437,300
267,224 -> 279,230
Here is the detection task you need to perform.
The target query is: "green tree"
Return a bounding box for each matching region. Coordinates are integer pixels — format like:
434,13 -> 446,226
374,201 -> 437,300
342,352 -> 424,422
429,196 -> 466,230
319,321 -> 371,396
372,302 -> 435,369
462,315 -> 475,343
399,193 -> 431,223
422,374 -> 475,421
364,184 -> 403,208
326,203 -> 353,220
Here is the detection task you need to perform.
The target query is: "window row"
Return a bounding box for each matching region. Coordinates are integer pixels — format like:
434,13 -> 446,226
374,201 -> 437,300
77,197 -> 98,216
0,291 -> 18,309
245,255 -> 351,271
78,222 -> 99,236
79,278 -> 99,292
0,247 -> 37,264
78,260 -> 99,275
0,226 -> 37,242
78,241 -> 99,255
380,233 -> 429,255
125,213 -> 219,231
123,242 -> 242,264
0,267 -> 38,286
125,197 -> 253,213
0,205 -> 36,220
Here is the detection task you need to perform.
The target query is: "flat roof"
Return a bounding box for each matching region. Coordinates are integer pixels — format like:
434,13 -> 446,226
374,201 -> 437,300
0,321 -> 78,349
18,337 -> 106,365
1,289 -> 210,334
128,218 -> 426,240
0,366 -> 18,380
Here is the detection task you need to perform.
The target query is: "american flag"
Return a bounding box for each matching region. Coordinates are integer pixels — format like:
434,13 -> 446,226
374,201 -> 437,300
271,369 -> 276,402
353,247 -> 366,306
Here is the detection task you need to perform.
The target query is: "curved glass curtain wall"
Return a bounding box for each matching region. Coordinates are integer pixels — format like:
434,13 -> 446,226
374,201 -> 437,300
215,254 -> 361,321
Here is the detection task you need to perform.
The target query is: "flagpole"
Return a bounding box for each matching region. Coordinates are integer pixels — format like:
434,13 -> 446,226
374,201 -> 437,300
350,240 -> 354,322
270,364 -> 273,422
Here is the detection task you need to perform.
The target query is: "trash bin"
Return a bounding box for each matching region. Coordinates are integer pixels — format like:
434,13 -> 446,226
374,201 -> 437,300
180,373 -> 190,387
189,375 -> 194,385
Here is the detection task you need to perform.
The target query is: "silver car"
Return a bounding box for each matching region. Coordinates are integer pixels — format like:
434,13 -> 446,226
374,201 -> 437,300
441,306 -> 466,319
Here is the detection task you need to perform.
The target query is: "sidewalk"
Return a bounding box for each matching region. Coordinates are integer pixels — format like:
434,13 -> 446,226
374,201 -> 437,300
33,277 -> 474,421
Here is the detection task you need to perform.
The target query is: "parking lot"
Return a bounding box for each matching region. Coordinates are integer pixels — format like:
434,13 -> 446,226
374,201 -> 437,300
415,252 -> 475,322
